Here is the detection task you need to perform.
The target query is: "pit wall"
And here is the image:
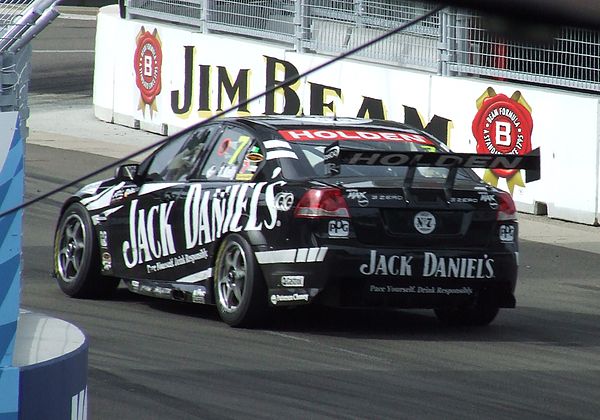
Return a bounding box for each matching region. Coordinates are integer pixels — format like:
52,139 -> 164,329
94,5 -> 600,225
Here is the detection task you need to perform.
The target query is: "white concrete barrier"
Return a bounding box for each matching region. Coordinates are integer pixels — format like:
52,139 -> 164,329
93,5 -> 600,225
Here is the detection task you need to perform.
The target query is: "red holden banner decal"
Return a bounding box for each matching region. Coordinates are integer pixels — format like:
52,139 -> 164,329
134,27 -> 162,117
472,87 -> 534,194
278,129 -> 434,144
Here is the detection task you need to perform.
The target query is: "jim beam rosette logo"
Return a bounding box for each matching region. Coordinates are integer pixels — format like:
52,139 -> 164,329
472,88 -> 533,194
134,27 -> 162,117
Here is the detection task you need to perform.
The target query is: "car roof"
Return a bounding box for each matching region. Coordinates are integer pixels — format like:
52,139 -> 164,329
221,115 -> 426,135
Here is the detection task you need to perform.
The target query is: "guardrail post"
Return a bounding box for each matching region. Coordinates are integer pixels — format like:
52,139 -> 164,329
355,0 -> 365,27
294,0 -> 303,52
439,9 -> 451,76
201,0 -> 208,34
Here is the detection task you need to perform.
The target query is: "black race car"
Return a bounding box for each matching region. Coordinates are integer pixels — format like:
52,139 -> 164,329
54,116 -> 539,327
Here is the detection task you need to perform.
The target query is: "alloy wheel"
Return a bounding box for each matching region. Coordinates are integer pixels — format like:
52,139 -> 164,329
217,242 -> 247,313
57,213 -> 87,283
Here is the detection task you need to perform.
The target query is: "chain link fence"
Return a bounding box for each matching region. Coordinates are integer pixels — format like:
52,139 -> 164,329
124,0 -> 600,93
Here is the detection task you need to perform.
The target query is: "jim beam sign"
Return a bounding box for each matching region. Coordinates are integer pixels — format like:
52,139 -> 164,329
472,88 -> 534,194
134,27 -> 163,117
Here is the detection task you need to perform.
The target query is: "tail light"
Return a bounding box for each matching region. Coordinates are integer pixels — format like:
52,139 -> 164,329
294,188 -> 350,218
497,191 -> 516,221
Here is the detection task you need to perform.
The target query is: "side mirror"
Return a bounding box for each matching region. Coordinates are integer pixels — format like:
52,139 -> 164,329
115,164 -> 139,182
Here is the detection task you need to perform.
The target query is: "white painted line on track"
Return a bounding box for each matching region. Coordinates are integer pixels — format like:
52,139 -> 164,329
265,330 -> 390,363
58,13 -> 97,21
265,331 -> 312,343
32,50 -> 95,53
325,344 -> 389,363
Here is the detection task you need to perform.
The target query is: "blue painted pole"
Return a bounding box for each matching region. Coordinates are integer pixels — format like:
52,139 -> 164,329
0,111 -> 23,420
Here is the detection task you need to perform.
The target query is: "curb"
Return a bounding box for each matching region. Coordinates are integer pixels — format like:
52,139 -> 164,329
57,6 -> 100,15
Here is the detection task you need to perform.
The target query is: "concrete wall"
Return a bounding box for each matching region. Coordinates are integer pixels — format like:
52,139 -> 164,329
93,5 -> 600,225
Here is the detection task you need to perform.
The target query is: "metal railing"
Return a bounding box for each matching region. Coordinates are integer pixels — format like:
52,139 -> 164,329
1,0 -> 61,53
444,11 -> 599,92
303,1 -> 439,70
125,0 -> 600,93
1,0 -> 62,131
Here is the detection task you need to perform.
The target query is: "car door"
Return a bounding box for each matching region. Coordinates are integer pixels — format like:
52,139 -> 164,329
107,124 -> 217,281
176,123 -> 266,271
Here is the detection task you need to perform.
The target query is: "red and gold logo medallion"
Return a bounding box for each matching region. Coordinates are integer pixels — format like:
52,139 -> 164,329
472,87 -> 534,193
134,27 -> 162,117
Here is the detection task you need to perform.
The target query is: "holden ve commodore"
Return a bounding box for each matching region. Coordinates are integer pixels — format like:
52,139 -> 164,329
53,116 -> 539,327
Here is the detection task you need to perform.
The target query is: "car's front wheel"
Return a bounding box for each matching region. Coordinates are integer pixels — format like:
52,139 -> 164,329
214,234 -> 267,327
434,299 -> 500,326
54,202 -> 119,298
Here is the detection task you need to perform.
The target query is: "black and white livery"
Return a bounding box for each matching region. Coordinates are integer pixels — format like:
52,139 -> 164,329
53,117 -> 540,327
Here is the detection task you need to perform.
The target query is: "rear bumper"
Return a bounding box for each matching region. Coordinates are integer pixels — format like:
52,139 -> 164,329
257,246 -> 518,309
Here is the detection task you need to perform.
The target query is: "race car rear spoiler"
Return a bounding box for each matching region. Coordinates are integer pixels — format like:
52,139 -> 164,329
323,143 -> 541,183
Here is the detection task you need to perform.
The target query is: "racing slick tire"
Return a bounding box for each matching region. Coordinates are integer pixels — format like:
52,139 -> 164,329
54,202 -> 120,298
214,234 -> 268,327
434,298 -> 500,326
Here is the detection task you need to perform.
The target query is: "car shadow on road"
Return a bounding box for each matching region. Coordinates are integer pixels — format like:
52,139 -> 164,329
108,286 -> 600,347
258,304 -> 600,346
108,287 -> 222,320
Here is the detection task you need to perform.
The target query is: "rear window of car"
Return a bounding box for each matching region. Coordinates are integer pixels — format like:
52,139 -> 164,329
273,128 -> 474,182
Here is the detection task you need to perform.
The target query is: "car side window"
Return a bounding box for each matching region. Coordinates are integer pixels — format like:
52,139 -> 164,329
200,126 -> 264,181
145,126 -> 214,182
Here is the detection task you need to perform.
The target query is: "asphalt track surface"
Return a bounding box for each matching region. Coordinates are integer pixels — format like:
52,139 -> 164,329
21,150 -> 600,419
22,8 -> 600,420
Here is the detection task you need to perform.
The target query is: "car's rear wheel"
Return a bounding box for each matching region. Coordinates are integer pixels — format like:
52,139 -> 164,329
434,299 -> 500,326
54,202 -> 119,298
214,234 -> 267,327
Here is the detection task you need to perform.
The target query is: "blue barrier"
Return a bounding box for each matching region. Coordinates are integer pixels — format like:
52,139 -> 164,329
14,312 -> 88,420
0,111 -> 22,420
0,111 -> 88,419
